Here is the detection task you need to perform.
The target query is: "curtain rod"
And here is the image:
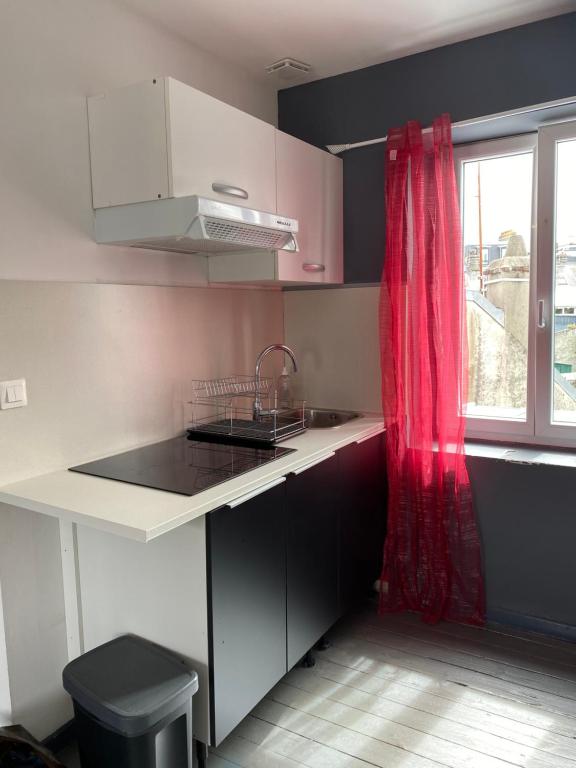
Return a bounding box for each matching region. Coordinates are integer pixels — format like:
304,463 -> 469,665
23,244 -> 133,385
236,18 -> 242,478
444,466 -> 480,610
325,95 -> 576,154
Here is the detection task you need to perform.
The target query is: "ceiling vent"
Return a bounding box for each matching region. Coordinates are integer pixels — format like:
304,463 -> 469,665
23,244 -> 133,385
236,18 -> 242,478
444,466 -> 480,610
266,58 -> 311,80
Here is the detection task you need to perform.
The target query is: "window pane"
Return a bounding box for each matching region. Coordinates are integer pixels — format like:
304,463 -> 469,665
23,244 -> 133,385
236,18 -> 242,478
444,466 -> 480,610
461,152 -> 533,421
552,138 -> 576,424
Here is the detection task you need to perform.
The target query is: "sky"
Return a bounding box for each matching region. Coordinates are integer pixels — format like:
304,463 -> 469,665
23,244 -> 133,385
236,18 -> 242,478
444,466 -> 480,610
557,138 -> 576,245
462,151 -> 533,250
461,139 -> 576,250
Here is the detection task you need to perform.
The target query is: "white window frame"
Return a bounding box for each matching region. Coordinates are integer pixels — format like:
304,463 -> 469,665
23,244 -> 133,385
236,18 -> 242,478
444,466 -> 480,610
535,120 -> 576,447
455,122 -> 576,449
454,134 -> 538,444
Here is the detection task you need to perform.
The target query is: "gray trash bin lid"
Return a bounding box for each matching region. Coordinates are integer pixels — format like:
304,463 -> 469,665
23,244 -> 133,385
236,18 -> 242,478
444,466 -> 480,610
63,635 -> 199,737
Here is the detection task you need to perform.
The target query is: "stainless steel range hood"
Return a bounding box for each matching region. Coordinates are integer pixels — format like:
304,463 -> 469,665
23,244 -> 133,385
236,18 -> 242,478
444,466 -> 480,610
94,196 -> 299,254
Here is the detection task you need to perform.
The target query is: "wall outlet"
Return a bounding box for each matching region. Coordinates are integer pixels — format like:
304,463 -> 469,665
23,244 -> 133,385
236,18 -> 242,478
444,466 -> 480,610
0,379 -> 28,410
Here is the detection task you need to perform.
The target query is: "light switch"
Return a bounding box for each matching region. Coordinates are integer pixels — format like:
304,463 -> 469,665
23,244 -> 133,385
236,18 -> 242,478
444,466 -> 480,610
0,379 -> 28,410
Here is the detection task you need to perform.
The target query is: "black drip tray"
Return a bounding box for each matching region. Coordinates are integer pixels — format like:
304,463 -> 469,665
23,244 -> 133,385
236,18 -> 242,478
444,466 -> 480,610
188,417 -> 306,446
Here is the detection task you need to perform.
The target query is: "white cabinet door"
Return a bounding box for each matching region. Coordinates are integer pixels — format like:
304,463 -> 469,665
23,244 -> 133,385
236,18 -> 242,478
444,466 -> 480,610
322,151 -> 344,284
88,78 -> 277,213
276,131 -> 343,284
167,78 -> 277,213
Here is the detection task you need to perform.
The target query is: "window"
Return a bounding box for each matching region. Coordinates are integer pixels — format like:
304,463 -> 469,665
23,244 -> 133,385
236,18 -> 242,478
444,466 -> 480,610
455,121 -> 576,447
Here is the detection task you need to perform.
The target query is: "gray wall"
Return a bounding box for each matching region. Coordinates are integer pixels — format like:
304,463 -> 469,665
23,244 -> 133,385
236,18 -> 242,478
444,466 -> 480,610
278,12 -> 576,283
280,13 -> 576,636
467,457 -> 576,637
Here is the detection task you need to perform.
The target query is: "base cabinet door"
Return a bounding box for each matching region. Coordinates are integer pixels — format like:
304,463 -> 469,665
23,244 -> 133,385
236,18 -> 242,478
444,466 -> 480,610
338,434 -> 387,612
207,483 -> 287,745
286,455 -> 340,669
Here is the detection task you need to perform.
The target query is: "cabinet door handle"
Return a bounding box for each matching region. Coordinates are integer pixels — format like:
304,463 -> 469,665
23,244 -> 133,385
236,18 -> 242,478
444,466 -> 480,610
291,452 -> 335,476
302,263 -> 325,273
212,182 -> 249,200
227,477 -> 285,508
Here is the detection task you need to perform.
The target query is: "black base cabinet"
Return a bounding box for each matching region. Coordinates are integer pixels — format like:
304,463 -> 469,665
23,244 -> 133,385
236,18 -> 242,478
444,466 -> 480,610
286,454 -> 340,669
205,432 -> 386,746
338,434 -> 387,612
206,482 -> 287,746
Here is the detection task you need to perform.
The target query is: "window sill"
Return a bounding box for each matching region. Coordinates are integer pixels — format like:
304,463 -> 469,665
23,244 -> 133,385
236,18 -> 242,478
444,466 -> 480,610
465,441 -> 576,468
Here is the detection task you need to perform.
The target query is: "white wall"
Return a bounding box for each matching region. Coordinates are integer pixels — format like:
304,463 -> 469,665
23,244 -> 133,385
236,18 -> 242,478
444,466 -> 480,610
0,282 -> 284,486
0,0 -> 280,739
0,585 -> 12,727
0,508 -> 70,735
0,281 -> 284,738
0,287 -> 296,743
0,0 -> 276,285
284,286 -> 382,413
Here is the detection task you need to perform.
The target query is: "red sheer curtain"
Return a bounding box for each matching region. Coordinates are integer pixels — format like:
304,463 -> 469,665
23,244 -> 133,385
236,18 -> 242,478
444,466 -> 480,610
379,114 -> 485,625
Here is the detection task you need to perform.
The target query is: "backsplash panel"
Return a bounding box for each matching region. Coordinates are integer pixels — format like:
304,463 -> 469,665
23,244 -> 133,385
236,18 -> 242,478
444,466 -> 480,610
0,282 -> 284,485
284,286 -> 381,414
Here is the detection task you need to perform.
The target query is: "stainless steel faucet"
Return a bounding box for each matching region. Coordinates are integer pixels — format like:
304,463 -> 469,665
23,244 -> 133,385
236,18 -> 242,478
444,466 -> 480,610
253,344 -> 298,420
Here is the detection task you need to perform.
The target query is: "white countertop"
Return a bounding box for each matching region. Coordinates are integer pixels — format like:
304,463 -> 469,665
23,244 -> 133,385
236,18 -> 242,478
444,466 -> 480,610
0,417 -> 385,542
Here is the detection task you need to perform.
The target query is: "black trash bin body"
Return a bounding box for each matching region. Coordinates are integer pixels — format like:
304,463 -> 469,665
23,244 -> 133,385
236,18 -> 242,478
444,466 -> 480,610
63,635 -> 198,768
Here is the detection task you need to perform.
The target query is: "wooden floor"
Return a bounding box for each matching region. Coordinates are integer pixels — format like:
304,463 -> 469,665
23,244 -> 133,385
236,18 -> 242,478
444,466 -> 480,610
61,607 -> 576,767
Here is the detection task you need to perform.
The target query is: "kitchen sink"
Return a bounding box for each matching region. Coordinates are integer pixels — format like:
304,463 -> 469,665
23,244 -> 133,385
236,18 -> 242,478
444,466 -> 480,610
286,407 -> 361,429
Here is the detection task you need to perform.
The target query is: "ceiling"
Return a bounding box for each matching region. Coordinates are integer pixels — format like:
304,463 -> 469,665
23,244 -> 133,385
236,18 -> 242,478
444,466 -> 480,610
119,0 -> 575,86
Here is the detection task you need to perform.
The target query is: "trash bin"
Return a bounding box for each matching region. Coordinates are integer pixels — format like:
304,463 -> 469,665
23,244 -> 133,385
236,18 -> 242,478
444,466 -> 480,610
63,635 -> 198,768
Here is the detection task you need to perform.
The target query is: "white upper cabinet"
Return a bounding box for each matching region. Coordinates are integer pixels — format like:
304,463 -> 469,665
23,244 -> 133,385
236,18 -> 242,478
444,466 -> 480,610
88,77 -> 277,213
275,130 -> 343,284
88,77 -> 343,285
167,79 -> 276,212
208,132 -> 343,285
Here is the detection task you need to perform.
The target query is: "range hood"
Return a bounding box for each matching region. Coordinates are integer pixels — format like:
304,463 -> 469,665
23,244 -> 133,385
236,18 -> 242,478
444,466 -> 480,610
94,196 -> 299,255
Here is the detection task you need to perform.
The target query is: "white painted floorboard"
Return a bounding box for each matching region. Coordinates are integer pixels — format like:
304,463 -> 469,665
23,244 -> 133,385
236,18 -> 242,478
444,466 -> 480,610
60,606 -> 576,767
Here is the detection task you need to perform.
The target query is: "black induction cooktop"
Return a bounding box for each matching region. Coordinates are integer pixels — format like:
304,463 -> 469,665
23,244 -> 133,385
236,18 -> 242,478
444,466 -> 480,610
69,436 -> 295,497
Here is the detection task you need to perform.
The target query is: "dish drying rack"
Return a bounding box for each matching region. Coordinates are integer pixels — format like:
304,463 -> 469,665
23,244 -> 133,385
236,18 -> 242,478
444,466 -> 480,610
188,376 -> 306,444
